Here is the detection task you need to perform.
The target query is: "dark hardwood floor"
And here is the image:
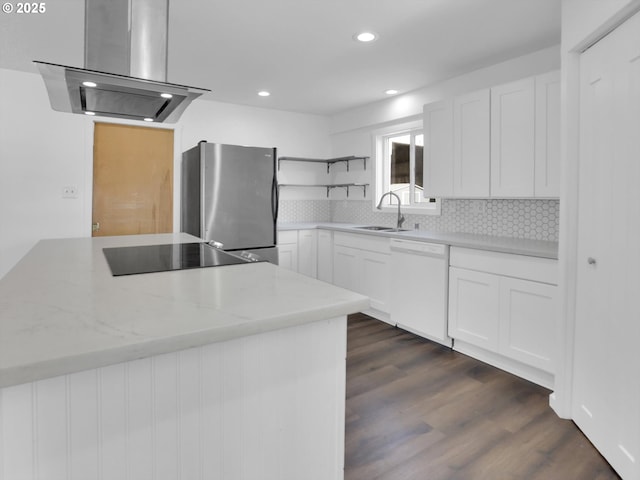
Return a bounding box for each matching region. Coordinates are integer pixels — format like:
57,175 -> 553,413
344,313 -> 621,480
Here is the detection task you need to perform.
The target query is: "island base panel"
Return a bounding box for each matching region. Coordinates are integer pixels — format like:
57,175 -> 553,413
0,316 -> 347,480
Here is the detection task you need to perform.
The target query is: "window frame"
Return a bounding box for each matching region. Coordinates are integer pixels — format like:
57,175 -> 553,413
372,119 -> 441,216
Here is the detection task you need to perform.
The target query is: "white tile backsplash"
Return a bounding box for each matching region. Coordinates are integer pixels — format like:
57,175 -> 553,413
278,200 -> 332,223
278,199 -> 559,241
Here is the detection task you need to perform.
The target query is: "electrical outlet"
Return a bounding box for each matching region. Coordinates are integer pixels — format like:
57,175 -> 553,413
62,186 -> 78,199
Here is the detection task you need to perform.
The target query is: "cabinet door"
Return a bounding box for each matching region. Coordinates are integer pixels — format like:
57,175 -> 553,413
297,229 -> 317,278
278,243 -> 298,271
317,230 -> 333,283
498,277 -> 556,372
361,250 -> 390,313
490,78 -> 535,197
448,267 -> 499,350
423,100 -> 454,197
453,89 -> 491,197
534,71 -> 561,198
332,244 -> 359,292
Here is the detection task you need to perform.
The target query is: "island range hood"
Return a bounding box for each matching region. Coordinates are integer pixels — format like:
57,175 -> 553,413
34,0 -> 209,123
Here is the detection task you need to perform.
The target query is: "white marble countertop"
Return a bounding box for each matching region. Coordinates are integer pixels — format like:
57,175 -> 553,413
0,233 -> 369,388
278,222 -> 559,259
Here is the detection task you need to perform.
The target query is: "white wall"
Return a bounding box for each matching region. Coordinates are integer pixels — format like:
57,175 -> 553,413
0,69 -> 89,279
0,68 -> 332,279
179,100 -> 332,204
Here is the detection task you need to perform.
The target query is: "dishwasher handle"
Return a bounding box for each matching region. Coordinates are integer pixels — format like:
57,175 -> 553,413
390,239 -> 448,257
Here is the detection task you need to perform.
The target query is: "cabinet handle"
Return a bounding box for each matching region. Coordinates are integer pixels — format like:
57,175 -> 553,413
587,257 -> 597,265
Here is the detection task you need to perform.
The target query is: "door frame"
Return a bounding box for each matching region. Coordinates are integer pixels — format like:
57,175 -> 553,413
82,119 -> 182,237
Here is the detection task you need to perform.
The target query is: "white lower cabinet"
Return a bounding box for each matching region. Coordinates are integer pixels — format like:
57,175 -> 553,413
277,230 -> 298,272
448,267 -> 500,351
277,229 -> 317,277
333,232 -> 389,317
333,244 -> 359,291
448,247 -> 558,388
360,250 -> 390,312
499,277 -> 556,373
317,229 -> 333,283
297,229 -> 317,278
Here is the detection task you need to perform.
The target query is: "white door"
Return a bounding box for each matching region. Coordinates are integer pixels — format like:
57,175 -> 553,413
573,11 -> 640,480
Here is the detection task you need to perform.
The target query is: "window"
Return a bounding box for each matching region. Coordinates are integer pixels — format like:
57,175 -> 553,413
374,124 -> 440,214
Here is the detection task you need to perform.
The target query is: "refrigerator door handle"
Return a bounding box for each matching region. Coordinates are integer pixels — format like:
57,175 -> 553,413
272,175 -> 279,224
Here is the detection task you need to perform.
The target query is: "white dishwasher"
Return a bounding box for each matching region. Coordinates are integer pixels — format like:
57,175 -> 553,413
389,238 -> 452,347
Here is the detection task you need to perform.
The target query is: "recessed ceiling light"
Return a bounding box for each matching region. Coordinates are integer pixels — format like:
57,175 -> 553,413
258,91 -> 271,97
143,118 -> 154,122
160,93 -> 173,99
82,81 -> 97,88
354,32 -> 377,43
84,111 -> 95,116
385,89 -> 399,95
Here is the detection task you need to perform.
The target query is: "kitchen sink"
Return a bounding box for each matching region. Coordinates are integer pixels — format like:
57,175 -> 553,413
354,226 -> 410,232
355,225 -> 393,230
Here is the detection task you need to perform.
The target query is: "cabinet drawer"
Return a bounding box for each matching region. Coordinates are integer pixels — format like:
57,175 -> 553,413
450,247 -> 557,285
333,232 -> 390,254
277,230 -> 298,245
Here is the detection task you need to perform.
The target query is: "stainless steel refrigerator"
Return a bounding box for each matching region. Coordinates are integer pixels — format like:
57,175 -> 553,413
181,141 -> 279,264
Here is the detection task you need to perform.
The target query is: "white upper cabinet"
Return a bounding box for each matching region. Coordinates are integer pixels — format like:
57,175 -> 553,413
453,89 -> 491,197
423,100 -> 453,198
490,77 -> 536,197
423,71 -> 560,199
534,70 -> 561,197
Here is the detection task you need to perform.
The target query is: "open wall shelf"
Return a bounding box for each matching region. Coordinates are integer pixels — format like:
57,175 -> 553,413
278,183 -> 369,198
278,156 -> 368,173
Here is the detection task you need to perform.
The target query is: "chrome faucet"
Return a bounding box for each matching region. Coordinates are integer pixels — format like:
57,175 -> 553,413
376,191 -> 405,229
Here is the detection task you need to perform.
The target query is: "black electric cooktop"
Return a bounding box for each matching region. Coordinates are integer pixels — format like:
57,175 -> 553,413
103,242 -> 252,276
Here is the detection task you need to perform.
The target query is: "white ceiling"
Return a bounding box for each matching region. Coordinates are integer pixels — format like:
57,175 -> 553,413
0,0 -> 561,115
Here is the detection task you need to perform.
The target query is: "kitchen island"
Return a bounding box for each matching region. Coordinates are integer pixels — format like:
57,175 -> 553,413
0,233 -> 369,480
